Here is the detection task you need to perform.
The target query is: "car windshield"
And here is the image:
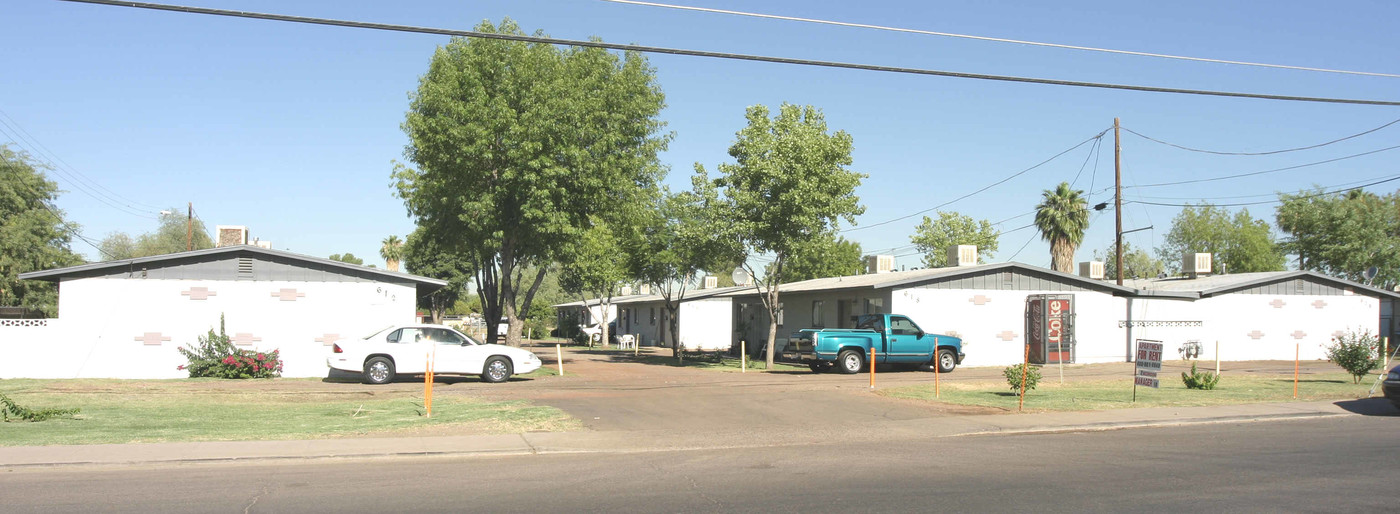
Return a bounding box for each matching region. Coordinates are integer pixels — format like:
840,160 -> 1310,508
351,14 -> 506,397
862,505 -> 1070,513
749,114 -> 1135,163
361,326 -> 395,340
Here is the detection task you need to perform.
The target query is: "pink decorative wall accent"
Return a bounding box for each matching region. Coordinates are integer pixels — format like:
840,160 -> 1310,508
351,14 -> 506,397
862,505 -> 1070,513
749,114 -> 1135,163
315,334 -> 342,346
1247,330 -> 1265,340
232,333 -> 262,346
996,330 -> 1018,341
1269,299 -> 1286,309
1290,330 -> 1307,340
271,288 -> 306,301
181,287 -> 217,300
135,332 -> 171,345
969,295 -> 992,306
1312,300 -> 1327,309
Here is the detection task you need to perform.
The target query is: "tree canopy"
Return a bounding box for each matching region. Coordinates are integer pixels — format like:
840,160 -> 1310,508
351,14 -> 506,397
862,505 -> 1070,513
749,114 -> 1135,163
1095,240 -> 1164,280
0,145 -> 83,316
909,211 -> 999,267
98,209 -> 213,260
783,233 -> 864,282
394,19 -> 670,344
700,102 -> 865,367
328,253 -> 365,266
1034,182 -> 1089,273
1277,189 -> 1400,284
403,227 -> 474,324
1158,204 -> 1284,274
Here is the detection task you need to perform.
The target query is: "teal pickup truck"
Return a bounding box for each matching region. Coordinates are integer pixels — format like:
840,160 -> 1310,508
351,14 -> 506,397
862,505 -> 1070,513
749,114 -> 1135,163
780,313 -> 964,374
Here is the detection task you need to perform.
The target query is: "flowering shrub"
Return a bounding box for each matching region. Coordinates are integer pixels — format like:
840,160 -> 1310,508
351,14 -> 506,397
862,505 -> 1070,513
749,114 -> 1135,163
177,314 -> 283,379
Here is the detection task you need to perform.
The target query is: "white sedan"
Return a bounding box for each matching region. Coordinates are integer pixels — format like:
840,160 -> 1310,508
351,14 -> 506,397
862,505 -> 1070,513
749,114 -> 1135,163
328,324 -> 542,384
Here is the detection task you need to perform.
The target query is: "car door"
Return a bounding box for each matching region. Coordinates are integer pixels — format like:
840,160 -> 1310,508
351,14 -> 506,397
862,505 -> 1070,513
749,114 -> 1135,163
386,327 -> 429,374
424,328 -> 479,374
887,316 -> 932,364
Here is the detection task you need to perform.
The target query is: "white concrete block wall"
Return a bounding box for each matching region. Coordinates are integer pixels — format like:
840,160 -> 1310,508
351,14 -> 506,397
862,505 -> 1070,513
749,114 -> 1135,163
893,288 -> 1128,368
679,297 -> 733,351
1133,293 -> 1378,362
0,277 -> 417,379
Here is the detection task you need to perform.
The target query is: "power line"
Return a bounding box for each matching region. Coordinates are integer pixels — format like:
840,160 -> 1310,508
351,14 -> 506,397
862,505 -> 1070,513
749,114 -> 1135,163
845,128 -> 1108,233
1124,143 -> 1400,189
0,109 -> 164,212
1122,118 -> 1400,156
602,0 -> 1400,79
1132,173 -> 1400,201
0,124 -> 159,220
1127,175 -> 1400,207
34,201 -> 114,261
59,0 -> 1400,107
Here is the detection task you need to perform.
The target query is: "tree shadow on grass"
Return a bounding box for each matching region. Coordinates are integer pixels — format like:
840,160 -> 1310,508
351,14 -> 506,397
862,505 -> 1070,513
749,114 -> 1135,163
1271,378 -> 1348,384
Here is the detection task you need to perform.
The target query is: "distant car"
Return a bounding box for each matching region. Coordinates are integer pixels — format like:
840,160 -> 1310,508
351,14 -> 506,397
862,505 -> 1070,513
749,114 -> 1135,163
1383,364 -> 1400,409
328,324 -> 542,384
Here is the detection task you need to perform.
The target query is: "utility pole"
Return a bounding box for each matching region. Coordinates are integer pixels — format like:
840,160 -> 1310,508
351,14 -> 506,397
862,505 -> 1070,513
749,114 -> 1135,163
1114,118 -> 1123,286
186,202 -> 193,252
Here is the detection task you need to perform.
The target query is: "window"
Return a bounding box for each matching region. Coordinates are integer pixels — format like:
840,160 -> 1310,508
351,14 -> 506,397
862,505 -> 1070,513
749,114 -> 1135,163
387,328 -> 424,344
856,316 -> 885,332
890,316 -> 921,336
812,300 -> 826,328
864,298 -> 884,315
650,307 -> 656,325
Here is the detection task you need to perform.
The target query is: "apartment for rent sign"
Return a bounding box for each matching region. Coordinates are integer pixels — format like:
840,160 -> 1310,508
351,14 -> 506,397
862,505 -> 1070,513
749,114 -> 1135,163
1134,340 -> 1163,388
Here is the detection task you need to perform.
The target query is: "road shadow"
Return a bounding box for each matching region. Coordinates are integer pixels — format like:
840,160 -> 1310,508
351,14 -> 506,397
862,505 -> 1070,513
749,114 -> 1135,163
1333,398 -> 1398,416
320,369 -> 531,385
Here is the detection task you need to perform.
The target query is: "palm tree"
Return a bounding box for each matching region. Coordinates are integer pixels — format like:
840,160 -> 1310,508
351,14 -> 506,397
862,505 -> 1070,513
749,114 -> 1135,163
1034,182 -> 1089,273
380,235 -> 404,272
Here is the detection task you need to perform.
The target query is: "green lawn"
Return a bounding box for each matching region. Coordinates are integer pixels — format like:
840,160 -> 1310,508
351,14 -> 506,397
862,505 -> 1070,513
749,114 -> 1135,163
880,371 -> 1384,412
0,378 -> 578,446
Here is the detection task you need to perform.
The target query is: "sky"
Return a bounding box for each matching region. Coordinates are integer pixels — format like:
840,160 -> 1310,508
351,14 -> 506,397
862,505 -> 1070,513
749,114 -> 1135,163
4,0 -> 1399,273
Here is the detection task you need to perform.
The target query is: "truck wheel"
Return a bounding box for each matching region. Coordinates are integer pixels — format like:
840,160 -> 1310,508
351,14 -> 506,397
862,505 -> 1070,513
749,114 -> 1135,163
837,349 -> 863,374
936,348 -> 957,373
808,362 -> 832,373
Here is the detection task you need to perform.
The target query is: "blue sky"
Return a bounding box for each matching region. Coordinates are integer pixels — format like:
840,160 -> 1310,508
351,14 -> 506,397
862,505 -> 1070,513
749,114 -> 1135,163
4,0 -> 1398,273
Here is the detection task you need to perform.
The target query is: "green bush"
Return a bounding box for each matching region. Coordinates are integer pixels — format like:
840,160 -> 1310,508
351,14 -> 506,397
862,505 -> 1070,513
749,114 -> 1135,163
1325,329 -> 1381,384
177,315 -> 283,379
1003,363 -> 1042,394
1181,362 -> 1219,390
1,392 -> 79,422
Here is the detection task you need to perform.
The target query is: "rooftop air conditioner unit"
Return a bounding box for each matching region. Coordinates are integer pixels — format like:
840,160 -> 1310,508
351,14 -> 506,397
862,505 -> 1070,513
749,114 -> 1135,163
948,245 -> 978,267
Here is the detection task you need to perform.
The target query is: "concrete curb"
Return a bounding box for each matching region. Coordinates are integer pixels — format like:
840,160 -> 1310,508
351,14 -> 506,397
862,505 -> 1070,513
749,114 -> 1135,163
3,399 -> 1380,469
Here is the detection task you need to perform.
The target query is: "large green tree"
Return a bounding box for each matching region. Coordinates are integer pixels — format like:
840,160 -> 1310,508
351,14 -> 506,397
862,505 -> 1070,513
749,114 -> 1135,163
1095,240 -> 1164,280
783,233 -> 863,281
403,227 -> 474,324
1034,182 -> 1089,273
394,19 -> 670,345
699,103 -> 865,368
558,217 -> 632,347
1158,204 -> 1285,274
0,145 -> 83,316
909,211 -> 999,267
629,183 -> 729,359
1277,189 -> 1400,284
98,209 -> 213,260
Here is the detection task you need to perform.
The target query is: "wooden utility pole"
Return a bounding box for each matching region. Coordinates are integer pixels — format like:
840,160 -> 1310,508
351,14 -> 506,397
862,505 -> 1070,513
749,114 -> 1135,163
1114,118 -> 1123,286
186,202 -> 193,251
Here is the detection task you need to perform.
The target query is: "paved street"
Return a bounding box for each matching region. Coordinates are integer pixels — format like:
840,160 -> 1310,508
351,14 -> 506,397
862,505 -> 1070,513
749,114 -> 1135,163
2,415 -> 1393,513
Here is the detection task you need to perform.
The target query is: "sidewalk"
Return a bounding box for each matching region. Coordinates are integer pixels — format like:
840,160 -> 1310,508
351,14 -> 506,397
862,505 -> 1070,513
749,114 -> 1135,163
2,398 -> 1390,469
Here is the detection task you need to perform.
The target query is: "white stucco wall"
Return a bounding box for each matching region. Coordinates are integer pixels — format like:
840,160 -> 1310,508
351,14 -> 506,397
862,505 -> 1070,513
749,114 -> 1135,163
679,297 -> 733,351
0,277 -> 417,379
892,288 -> 1129,368
1129,293 -> 1378,362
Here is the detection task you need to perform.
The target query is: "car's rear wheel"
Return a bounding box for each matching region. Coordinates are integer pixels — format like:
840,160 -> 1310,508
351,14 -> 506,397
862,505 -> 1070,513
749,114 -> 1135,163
482,356 -> 512,383
837,349 -> 863,374
364,357 -> 395,385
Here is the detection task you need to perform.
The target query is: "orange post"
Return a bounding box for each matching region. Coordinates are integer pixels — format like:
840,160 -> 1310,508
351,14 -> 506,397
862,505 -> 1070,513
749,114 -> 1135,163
424,353 -> 434,418
1293,343 -> 1299,399
869,346 -> 876,389
933,337 -> 941,398
1019,343 -> 1029,412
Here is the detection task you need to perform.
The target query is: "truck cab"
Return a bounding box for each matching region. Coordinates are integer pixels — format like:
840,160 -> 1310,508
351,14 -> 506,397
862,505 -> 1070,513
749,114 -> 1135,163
781,313 -> 964,374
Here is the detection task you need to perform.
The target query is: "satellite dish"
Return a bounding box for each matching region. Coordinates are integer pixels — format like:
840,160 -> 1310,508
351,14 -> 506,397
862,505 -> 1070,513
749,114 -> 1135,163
1363,266 -> 1378,285
731,267 -> 750,286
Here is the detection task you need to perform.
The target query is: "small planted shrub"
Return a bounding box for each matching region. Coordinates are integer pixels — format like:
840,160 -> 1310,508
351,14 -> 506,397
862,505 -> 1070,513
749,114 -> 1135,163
1324,329 -> 1381,384
1181,362 -> 1219,390
177,314 -> 283,379
1,392 -> 79,422
1003,363 -> 1042,394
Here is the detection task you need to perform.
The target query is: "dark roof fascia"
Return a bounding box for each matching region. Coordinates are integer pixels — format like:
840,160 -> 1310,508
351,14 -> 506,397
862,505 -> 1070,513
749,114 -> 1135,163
1198,270 -> 1400,300
876,262 -> 1139,296
17,245 -> 448,287
1131,290 -> 1201,300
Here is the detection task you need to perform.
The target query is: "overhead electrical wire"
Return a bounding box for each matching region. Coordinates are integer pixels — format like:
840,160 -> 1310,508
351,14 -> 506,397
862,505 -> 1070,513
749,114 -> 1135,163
844,128 -> 1109,233
1124,143 -> 1400,189
0,109 -> 165,212
0,123 -> 159,220
1127,175 -> 1400,207
1123,118 -> 1400,156
59,0 -> 1400,107
34,201 -> 115,261
1131,173 -> 1400,201
601,0 -> 1400,79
